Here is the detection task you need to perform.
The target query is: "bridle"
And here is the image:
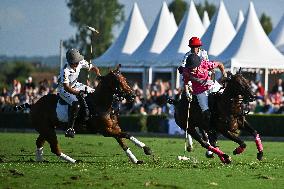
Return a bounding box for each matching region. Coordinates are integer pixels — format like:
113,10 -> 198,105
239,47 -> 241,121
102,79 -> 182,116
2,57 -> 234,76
111,70 -> 135,102
222,73 -> 256,117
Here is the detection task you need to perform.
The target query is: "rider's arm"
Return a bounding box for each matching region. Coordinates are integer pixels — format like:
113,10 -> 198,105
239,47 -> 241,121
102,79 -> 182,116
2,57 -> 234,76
215,62 -> 227,78
90,65 -> 101,76
63,83 -> 80,95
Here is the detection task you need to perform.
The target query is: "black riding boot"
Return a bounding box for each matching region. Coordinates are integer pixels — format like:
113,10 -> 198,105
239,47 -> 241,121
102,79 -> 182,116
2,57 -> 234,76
202,109 -> 211,130
65,101 -> 80,138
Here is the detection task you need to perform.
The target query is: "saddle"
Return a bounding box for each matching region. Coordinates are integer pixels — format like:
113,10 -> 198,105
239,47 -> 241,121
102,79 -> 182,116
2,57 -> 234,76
56,95 -> 89,123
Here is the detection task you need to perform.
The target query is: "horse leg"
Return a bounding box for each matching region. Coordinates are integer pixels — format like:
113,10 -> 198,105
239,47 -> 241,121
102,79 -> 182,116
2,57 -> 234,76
243,120 -> 263,160
35,134 -> 45,162
115,137 -> 143,164
219,130 -> 247,155
118,132 -> 152,155
199,128 -> 214,158
189,127 -> 231,164
45,130 -> 76,163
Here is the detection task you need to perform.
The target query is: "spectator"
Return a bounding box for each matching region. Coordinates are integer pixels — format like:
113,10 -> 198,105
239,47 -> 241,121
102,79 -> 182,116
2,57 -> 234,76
11,79 -> 21,97
24,76 -> 35,93
271,78 -> 284,94
256,81 -> 265,97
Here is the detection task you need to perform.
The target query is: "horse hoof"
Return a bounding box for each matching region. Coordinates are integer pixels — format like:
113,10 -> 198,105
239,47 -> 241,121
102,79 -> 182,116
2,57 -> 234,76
221,154 -> 232,164
205,151 -> 214,158
257,151 -> 263,161
75,160 -> 83,163
143,146 -> 152,155
186,146 -> 193,152
136,160 -> 144,164
233,146 -> 245,155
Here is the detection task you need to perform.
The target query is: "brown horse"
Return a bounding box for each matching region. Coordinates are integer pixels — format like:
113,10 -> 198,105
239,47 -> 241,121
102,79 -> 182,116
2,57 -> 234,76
168,72 -> 263,164
17,65 -> 152,164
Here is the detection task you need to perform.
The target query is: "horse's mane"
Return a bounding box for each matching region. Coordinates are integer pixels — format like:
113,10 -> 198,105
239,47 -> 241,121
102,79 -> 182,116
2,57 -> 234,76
86,68 -> 134,114
222,73 -> 254,102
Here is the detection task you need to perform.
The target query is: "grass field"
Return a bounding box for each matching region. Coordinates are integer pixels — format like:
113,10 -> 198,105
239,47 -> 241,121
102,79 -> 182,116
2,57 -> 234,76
0,133 -> 283,189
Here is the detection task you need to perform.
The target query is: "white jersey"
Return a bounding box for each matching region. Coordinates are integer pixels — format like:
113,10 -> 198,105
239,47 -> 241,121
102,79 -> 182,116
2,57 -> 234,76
180,49 -> 209,67
58,60 -> 93,88
58,59 -> 95,105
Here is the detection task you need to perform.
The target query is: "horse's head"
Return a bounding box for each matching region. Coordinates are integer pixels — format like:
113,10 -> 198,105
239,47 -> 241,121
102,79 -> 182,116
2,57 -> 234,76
101,65 -> 135,102
225,72 -> 255,102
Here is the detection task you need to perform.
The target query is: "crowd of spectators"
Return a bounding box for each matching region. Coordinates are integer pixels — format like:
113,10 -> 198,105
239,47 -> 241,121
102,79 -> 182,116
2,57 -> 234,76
1,76 -> 284,115
250,78 -> 284,114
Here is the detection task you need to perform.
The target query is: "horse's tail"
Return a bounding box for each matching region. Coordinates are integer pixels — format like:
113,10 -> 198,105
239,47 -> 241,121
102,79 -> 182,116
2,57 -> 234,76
13,103 -> 31,112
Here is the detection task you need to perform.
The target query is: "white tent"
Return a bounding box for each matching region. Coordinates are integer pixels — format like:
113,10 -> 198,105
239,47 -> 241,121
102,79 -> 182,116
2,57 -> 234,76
269,14 -> 284,54
127,1 -> 177,66
201,1 -> 236,57
170,12 -> 177,28
95,3 -> 148,67
216,2 -> 284,91
155,0 -> 205,67
202,11 -> 210,29
234,10 -> 244,31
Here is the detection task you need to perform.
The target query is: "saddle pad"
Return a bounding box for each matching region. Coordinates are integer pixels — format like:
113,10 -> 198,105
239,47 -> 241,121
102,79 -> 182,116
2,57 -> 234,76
56,101 -> 69,122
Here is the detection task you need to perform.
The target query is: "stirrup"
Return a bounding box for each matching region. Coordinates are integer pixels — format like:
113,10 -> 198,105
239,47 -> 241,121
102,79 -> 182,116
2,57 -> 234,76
65,128 -> 75,138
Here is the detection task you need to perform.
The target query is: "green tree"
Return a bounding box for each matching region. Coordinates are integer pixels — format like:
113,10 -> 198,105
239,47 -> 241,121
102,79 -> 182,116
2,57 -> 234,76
64,0 -> 124,60
260,13 -> 273,34
0,62 -> 35,89
196,0 -> 216,20
168,0 -> 187,25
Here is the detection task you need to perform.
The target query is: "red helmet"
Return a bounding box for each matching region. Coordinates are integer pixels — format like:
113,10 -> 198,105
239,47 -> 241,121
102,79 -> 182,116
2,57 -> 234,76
188,37 -> 202,47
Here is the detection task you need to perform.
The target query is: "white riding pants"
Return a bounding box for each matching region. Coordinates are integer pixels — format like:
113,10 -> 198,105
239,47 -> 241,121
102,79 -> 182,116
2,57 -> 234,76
196,81 -> 222,112
58,82 -> 95,105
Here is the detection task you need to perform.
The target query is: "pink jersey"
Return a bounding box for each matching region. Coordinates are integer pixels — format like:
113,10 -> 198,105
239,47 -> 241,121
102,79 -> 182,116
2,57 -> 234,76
183,60 -> 219,95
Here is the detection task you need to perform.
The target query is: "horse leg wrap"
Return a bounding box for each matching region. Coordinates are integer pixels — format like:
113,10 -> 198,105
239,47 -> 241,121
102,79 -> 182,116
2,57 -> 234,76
255,134 -> 263,152
206,141 -> 213,156
130,136 -> 145,148
59,153 -> 76,163
233,146 -> 246,155
125,148 -> 138,164
35,147 -> 44,162
208,146 -> 224,156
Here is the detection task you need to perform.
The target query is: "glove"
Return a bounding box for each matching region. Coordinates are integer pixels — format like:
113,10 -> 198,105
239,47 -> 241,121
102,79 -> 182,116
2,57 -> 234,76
77,90 -> 85,98
178,66 -> 184,74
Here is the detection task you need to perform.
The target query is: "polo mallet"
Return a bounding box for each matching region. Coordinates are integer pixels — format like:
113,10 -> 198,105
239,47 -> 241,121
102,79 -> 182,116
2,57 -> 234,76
178,89 -> 192,161
86,26 -> 99,81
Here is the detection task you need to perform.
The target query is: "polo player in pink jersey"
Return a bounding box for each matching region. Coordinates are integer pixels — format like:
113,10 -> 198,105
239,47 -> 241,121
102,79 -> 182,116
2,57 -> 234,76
182,52 -> 227,129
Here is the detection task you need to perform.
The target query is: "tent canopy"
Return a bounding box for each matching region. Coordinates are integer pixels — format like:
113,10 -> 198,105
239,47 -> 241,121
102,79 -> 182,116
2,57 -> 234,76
216,2 -> 284,69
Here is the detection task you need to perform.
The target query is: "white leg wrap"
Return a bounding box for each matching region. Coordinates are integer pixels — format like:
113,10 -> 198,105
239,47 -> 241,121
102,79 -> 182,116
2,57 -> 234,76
59,153 -> 76,163
35,147 -> 44,162
130,136 -> 145,148
125,148 -> 138,164
206,141 -> 213,155
187,134 -> 193,147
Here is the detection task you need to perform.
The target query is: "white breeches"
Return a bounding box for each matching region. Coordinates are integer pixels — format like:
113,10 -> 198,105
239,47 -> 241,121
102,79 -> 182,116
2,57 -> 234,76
58,82 -> 95,105
196,81 -> 222,112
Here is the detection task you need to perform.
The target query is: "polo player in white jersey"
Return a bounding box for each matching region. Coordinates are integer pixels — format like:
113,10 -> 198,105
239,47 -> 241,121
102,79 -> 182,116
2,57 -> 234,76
58,48 -> 101,138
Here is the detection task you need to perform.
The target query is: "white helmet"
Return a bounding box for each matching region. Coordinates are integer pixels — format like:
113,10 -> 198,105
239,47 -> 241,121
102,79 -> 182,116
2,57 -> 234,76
66,48 -> 84,65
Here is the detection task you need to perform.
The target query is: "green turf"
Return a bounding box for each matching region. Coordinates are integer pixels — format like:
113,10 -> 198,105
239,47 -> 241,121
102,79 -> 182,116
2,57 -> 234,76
0,133 -> 283,189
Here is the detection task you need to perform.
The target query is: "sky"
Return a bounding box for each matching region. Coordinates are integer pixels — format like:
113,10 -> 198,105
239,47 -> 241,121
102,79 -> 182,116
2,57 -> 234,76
0,0 -> 283,57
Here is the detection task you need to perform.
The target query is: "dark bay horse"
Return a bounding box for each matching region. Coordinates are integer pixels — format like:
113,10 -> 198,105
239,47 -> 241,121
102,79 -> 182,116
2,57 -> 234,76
17,66 -> 152,164
168,72 -> 263,164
